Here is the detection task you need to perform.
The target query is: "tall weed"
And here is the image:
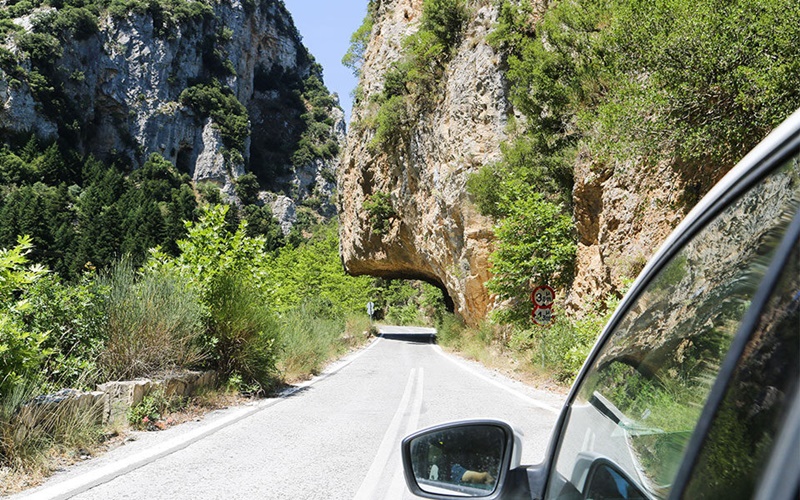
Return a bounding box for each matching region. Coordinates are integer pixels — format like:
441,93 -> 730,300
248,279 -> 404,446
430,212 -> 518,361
0,379 -> 103,475
277,299 -> 350,380
99,260 -> 205,380
205,270 -> 278,392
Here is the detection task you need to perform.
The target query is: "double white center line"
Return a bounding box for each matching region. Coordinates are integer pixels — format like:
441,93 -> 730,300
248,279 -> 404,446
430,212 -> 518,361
353,367 -> 424,500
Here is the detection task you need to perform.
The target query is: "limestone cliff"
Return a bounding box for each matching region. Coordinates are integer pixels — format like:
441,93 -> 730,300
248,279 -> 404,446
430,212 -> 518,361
339,0 -> 509,324
0,0 -> 342,229
339,0 -> 704,324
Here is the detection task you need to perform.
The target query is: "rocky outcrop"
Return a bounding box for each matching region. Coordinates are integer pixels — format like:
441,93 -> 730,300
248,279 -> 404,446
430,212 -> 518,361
568,158 -> 688,311
339,0 -> 699,325
339,0 -> 510,324
0,0 -> 342,224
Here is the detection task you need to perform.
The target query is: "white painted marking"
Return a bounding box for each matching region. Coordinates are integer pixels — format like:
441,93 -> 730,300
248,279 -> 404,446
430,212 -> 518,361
354,367 -> 420,500
431,344 -> 559,414
386,368 -> 425,500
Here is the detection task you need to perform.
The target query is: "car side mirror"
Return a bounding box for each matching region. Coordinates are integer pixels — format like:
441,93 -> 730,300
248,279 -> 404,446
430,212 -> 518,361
401,420 -> 522,499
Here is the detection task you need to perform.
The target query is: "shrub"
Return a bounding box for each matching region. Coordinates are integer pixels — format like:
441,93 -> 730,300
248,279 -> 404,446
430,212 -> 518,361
127,388 -> 185,429
487,194 -> 576,325
277,299 -> 348,380
16,32 -> 62,66
22,273 -> 107,389
179,81 -> 250,152
420,0 -> 469,51
234,172 -> 260,205
205,270 -> 278,392
362,191 -> 396,235
0,236 -> 48,395
99,259 -> 205,381
342,1 -> 375,77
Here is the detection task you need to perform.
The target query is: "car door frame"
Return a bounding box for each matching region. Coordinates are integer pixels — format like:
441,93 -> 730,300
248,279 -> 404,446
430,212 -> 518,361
528,109 -> 800,500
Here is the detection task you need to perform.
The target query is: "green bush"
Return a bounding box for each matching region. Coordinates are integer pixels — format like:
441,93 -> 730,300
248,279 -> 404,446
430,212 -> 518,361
179,81 -> 250,152
22,273 -> 107,388
150,205 -> 280,390
16,32 -> 62,66
205,270 -> 278,392
487,194 -> 576,325
362,191 -> 396,235
233,172 -> 260,205
277,299 -> 349,379
127,388 -> 185,429
342,1 -> 375,77
99,259 -> 205,381
0,236 -> 49,395
420,0 -> 468,52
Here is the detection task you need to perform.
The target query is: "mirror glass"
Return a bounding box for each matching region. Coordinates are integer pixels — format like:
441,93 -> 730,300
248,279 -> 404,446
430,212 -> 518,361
409,424 -> 506,497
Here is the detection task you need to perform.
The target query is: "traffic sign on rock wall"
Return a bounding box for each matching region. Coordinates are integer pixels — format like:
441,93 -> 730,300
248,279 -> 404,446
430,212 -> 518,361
531,285 -> 555,326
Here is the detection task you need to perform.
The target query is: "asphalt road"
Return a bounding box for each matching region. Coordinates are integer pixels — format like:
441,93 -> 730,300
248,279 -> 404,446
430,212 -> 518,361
14,326 -> 564,500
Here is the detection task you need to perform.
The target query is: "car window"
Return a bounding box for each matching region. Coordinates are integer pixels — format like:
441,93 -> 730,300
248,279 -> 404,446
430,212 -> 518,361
682,230 -> 799,498
545,153 -> 800,500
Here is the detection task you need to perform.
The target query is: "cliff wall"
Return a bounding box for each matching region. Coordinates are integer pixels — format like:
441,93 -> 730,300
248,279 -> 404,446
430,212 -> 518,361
0,0 -> 342,226
339,0 -> 510,324
339,0 -> 693,323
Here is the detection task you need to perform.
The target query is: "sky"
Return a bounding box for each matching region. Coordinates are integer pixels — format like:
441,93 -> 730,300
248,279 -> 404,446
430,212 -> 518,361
282,0 -> 370,123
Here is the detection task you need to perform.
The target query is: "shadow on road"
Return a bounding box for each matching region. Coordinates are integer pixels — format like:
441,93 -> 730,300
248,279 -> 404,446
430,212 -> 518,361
378,333 -> 437,344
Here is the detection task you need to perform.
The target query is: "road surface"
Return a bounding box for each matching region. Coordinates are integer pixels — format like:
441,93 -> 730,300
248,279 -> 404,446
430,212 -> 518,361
14,326 -> 564,500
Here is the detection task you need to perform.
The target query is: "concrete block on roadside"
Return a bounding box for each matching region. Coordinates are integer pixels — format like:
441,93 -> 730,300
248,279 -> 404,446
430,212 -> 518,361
97,380 -> 152,426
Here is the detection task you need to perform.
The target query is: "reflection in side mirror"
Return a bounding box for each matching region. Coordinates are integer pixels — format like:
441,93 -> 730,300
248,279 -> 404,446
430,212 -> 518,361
402,420 -> 516,498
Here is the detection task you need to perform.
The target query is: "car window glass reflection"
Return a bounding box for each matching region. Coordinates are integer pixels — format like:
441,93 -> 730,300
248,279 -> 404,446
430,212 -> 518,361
683,229 -> 800,498
546,155 -> 800,500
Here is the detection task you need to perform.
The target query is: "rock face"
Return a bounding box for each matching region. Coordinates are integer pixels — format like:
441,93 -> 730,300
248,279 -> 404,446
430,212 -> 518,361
0,0 -> 342,225
568,158 -> 688,311
339,0 -> 706,324
339,0 -> 510,324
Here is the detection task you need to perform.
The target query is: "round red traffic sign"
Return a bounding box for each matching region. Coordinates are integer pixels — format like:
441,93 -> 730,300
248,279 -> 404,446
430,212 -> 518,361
532,306 -> 554,326
531,285 -> 555,308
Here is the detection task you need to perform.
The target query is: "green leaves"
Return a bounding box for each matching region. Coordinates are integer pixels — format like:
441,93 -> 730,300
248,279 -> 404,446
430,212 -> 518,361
179,81 -> 250,153
342,2 -> 374,77
487,195 -> 576,325
0,236 -> 49,394
362,191 -> 397,235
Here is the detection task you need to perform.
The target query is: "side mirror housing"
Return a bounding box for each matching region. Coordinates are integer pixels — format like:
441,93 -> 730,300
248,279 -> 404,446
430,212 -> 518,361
401,420 -> 523,499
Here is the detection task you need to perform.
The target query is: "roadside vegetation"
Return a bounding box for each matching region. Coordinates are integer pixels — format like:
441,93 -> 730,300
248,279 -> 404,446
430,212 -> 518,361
0,203 -> 441,489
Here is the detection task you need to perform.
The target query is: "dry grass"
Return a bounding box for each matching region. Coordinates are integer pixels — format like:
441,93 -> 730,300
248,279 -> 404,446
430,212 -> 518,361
436,316 -> 572,393
0,386 -> 252,497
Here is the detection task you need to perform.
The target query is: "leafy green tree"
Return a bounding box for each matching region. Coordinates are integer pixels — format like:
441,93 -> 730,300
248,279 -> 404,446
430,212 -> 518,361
23,273 -> 107,387
234,172 -> 260,205
0,236 -> 49,394
420,0 -> 468,51
148,205 -> 279,389
342,1 -> 375,77
266,221 -> 374,317
488,195 -> 576,325
179,81 -> 250,152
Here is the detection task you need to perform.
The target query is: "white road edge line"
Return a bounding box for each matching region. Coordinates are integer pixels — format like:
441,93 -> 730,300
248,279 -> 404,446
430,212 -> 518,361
431,344 -> 559,414
19,337 -> 385,500
353,367 -> 420,500
386,367 -> 425,500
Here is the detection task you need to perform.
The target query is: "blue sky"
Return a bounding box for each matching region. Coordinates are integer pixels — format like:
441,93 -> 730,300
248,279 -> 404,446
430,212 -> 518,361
282,0 -> 370,123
